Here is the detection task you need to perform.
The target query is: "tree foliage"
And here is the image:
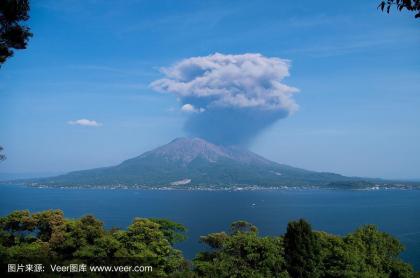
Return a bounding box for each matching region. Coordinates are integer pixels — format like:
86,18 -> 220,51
316,226 -> 414,277
379,0 -> 420,18
0,211 -> 417,277
194,220 -> 288,278
0,0 -> 32,66
195,219 -> 416,278
0,210 -> 189,277
283,219 -> 320,278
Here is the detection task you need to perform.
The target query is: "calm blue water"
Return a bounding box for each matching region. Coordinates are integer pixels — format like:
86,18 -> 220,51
0,184 -> 419,270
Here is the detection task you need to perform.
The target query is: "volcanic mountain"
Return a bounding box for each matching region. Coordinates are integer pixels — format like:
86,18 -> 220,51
27,137 -> 402,189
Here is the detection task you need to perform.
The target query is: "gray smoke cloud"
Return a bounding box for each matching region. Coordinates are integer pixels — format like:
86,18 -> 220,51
150,53 -> 299,145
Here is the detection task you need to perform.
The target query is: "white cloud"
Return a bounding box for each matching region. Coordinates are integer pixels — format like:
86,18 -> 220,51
67,119 -> 102,127
150,53 -> 299,113
181,104 -> 205,113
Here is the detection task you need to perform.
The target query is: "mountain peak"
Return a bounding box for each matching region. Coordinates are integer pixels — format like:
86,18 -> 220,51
169,137 -> 214,146
141,137 -> 230,164
134,137 -> 278,167
170,137 -> 202,142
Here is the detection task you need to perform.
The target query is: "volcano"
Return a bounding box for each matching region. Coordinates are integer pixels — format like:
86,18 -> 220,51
26,137 -> 403,189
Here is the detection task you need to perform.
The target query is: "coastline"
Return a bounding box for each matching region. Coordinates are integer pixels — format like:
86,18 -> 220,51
2,182 -> 419,191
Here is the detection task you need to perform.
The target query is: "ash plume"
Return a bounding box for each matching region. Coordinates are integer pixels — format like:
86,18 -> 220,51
151,53 -> 299,145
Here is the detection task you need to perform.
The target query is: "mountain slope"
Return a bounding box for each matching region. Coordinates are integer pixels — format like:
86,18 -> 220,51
27,138 -> 392,188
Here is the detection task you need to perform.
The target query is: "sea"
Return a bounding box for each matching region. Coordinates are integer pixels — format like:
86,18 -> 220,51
0,184 -> 419,270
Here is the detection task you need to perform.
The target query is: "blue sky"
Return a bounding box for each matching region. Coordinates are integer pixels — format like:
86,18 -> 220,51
0,0 -> 419,179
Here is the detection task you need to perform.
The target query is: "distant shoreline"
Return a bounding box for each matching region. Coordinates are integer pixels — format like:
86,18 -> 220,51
2,183 -> 419,191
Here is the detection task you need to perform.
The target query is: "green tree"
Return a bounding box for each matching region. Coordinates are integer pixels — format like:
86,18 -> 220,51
283,219 -> 320,278
315,225 -> 414,277
315,231 -> 361,277
150,218 -> 187,245
194,221 -> 288,278
113,218 -> 188,275
0,0 -> 32,66
0,210 -> 190,277
344,225 -> 413,277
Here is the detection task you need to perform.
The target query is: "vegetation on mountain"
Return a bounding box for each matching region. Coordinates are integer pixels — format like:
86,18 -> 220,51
0,210 -> 416,277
